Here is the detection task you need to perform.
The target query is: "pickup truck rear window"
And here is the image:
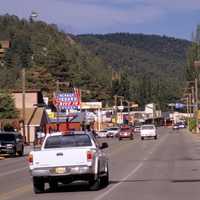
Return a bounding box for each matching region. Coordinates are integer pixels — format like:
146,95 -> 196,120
141,125 -> 155,130
44,134 -> 92,149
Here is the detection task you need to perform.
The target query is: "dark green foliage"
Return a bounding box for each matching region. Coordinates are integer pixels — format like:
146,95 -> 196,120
78,33 -> 190,109
0,15 -> 192,109
0,15 -> 111,102
0,92 -> 18,119
186,25 -> 200,82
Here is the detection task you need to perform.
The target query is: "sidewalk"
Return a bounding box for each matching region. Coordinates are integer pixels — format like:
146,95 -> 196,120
184,128 -> 200,140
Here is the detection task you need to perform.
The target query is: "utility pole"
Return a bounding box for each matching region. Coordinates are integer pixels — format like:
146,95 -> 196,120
189,93 -> 192,118
192,86 -> 195,114
22,68 -> 26,143
186,96 -> 190,130
56,80 -> 59,131
114,95 -> 117,125
195,78 -> 199,133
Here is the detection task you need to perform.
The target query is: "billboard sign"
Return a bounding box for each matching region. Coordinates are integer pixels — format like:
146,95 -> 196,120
81,102 -> 102,109
53,88 -> 81,110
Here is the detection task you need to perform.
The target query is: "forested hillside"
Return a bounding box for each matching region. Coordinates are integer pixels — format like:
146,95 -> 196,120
0,15 -> 191,108
77,33 -> 191,108
0,15 -> 111,102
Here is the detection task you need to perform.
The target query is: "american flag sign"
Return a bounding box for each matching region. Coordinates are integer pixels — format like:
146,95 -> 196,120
53,88 -> 81,110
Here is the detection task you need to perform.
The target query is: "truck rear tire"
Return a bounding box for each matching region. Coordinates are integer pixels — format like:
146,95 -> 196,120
89,176 -> 101,191
141,137 -> 144,140
33,177 -> 45,194
100,170 -> 109,187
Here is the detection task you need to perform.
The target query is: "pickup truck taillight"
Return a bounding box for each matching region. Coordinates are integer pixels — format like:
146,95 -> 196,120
27,154 -> 33,164
87,151 -> 93,161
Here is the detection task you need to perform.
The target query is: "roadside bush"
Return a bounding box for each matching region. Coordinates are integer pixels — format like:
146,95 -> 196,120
188,118 -> 196,132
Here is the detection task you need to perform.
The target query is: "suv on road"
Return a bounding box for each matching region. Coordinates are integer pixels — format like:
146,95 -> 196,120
118,125 -> 134,140
0,132 -> 24,156
106,127 -> 120,138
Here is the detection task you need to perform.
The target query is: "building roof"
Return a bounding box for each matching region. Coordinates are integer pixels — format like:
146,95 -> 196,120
12,89 -> 42,93
19,107 -> 48,126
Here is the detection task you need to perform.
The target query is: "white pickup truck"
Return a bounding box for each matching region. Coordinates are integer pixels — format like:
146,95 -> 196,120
140,124 -> 157,140
28,131 -> 109,193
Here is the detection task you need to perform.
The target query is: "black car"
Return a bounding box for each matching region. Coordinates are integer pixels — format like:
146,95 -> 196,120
0,132 -> 24,156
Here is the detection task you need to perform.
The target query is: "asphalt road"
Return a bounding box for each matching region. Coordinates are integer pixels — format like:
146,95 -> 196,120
1,127 -> 200,200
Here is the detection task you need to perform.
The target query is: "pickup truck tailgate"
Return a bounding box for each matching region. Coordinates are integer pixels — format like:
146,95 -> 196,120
141,130 -> 156,136
33,148 -> 93,168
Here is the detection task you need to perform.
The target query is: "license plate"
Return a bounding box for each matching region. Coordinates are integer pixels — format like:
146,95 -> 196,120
55,167 -> 66,174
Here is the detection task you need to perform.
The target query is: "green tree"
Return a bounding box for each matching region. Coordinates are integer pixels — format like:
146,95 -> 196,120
0,92 -> 18,119
186,25 -> 200,81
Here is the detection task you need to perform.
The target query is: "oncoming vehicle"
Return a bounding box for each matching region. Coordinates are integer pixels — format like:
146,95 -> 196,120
118,126 -> 134,140
140,124 -> 157,140
173,122 -> 186,130
0,132 -> 24,156
96,129 -> 108,138
173,123 -> 179,130
106,127 -> 120,138
28,131 -> 109,193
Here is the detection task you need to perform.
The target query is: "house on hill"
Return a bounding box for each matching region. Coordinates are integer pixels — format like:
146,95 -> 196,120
0,40 -> 10,59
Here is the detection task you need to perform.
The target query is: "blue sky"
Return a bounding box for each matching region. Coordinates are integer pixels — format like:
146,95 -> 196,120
1,0 -> 200,40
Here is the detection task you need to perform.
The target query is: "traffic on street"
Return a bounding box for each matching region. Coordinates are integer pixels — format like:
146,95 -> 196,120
1,127 -> 200,200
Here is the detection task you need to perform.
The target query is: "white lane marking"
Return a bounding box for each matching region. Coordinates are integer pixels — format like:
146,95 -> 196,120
0,167 -> 27,177
94,134 -> 168,200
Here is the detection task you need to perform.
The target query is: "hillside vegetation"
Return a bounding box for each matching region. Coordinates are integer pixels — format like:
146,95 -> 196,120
0,15 -> 191,108
0,15 -> 111,102
77,33 -> 191,108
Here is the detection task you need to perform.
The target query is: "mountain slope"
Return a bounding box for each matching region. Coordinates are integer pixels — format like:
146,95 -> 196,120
0,15 -> 111,101
77,33 -> 191,107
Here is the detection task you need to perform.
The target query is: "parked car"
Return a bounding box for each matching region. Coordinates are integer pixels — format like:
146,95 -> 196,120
28,131 -> 109,193
140,124 -> 157,140
118,126 -> 134,140
106,127 -> 120,138
96,129 -> 108,138
0,132 -> 24,156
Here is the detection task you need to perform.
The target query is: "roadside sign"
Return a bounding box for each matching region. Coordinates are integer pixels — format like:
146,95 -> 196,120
117,106 -> 124,110
175,103 -> 185,109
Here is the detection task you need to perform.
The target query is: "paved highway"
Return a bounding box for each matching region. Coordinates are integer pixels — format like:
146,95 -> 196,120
1,127 -> 200,200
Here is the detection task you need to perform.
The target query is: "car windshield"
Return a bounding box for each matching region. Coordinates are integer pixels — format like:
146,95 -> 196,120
44,134 -> 92,148
121,128 -> 130,131
141,125 -> 155,130
0,134 -> 15,141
